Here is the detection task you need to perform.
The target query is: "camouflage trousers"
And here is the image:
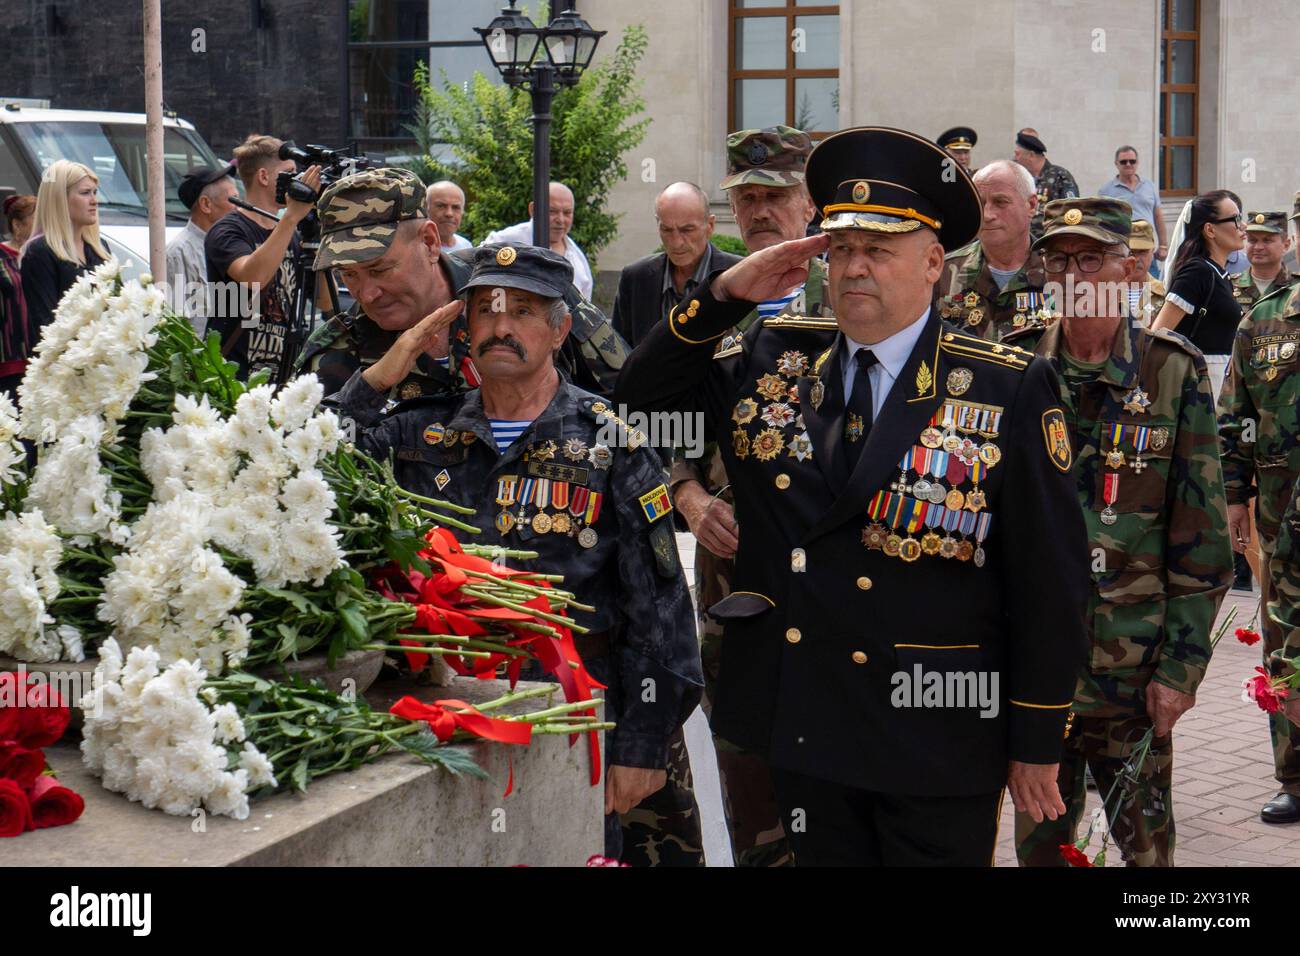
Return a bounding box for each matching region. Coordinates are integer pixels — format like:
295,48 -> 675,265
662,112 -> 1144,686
697,545 -> 794,868
1262,541 -> 1300,795
618,726 -> 705,867
1015,711 -> 1174,867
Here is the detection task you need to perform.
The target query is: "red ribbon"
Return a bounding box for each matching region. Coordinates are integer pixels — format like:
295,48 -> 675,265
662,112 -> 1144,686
372,528 -> 606,786
390,696 -> 532,746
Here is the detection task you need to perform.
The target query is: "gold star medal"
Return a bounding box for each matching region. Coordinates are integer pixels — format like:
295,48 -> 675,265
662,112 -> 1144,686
1121,387 -> 1151,415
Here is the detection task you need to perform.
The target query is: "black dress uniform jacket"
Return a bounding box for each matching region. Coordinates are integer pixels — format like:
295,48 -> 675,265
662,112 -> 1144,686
333,370 -> 703,769
616,286 -> 1090,795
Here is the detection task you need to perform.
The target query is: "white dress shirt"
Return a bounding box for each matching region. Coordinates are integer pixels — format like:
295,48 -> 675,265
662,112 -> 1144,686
164,219 -> 210,334
840,307 -> 932,420
482,220 -> 594,299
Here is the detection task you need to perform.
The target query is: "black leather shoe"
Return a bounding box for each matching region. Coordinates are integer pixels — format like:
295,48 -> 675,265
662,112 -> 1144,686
1260,792 -> 1300,824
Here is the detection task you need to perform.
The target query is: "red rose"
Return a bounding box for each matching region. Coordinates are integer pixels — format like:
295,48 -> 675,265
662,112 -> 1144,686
0,743 -> 45,789
15,681 -> 70,749
0,779 -> 33,837
1058,843 -> 1094,867
0,672 -> 24,740
1236,628 -> 1263,646
27,775 -> 84,829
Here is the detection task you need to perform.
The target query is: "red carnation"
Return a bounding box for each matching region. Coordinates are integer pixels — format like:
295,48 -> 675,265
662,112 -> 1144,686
1058,843 -> 1094,867
1236,627 -> 1263,646
0,779 -> 33,837
27,775 -> 84,829
0,743 -> 45,789
585,854 -> 629,868
1243,667 -> 1289,714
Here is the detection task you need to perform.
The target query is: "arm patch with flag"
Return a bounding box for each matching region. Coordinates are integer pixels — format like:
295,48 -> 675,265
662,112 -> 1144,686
638,484 -> 673,523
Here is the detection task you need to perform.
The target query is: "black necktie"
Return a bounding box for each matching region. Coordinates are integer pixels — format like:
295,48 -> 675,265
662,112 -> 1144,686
843,348 -> 878,473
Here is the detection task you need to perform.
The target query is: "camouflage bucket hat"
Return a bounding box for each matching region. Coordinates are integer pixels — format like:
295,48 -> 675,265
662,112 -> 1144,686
719,126 -> 812,190
1129,219 -> 1156,251
1032,196 -> 1132,251
313,167 -> 428,269
1245,211 -> 1287,234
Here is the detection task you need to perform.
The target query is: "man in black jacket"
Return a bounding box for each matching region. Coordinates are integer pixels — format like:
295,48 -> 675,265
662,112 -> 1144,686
611,182 -> 741,349
617,127 -> 1090,866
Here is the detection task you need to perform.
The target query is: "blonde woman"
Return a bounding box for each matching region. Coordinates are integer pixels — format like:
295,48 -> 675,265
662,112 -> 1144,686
20,160 -> 109,330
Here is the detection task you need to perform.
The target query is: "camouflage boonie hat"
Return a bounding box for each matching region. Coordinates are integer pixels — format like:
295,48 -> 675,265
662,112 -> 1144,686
313,167 -> 428,269
1129,219 -> 1156,251
719,126 -> 812,190
1033,196 -> 1132,251
1245,211 -> 1287,234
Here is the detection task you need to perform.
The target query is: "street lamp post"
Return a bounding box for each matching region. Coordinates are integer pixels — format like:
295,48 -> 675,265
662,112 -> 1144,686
475,3 -> 605,250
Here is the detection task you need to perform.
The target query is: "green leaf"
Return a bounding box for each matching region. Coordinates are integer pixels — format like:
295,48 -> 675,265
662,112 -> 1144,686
339,603 -> 370,646
263,588 -> 324,616
275,623 -> 298,661
396,730 -> 489,780
290,758 -> 310,792
277,719 -> 306,737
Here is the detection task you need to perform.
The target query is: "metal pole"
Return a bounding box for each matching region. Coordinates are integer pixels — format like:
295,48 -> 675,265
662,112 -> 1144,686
530,64 -> 555,250
143,0 -> 166,282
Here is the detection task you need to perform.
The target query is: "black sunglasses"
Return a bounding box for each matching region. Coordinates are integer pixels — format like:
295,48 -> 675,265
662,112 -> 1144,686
1117,159 -> 1138,165
1210,213 -> 1244,227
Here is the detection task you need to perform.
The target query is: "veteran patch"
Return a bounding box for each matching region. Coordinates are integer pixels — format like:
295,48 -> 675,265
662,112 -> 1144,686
1042,408 -> 1073,472
423,423 -> 445,445
639,484 -> 673,523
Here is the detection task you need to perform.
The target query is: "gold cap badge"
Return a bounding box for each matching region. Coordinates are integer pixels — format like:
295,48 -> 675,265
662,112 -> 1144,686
1063,208 -> 1083,226
1255,213 -> 1266,224
496,246 -> 517,266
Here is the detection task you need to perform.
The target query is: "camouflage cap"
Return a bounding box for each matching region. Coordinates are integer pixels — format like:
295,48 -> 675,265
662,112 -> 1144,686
1245,210 -> 1287,234
719,126 -> 812,190
313,167 -> 428,269
1032,196 -> 1132,251
1129,219 -> 1156,251
1292,190 -> 1300,221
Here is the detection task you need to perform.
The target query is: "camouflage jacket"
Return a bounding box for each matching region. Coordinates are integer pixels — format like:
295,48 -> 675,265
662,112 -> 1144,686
668,257 -> 829,501
1030,161 -> 1080,240
936,241 -> 1050,341
1218,281 -> 1300,548
333,370 -> 703,769
1011,317 -> 1232,710
295,251 -> 631,400
1266,471 -> 1300,678
1231,265 -> 1292,314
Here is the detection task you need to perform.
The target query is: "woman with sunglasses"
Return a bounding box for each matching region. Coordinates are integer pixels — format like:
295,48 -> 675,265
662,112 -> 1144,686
1152,189 -> 1247,394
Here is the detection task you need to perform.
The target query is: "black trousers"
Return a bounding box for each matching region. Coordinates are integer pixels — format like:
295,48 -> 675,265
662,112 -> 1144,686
772,768 -> 1004,866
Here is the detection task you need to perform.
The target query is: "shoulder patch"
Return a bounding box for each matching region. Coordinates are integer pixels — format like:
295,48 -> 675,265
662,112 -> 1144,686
638,483 -> 673,523
1042,408 -> 1073,473
939,330 -> 1031,369
1149,278 -> 1166,297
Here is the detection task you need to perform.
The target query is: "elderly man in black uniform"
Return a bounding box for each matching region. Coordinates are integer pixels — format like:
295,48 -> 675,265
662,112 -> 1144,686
331,243 -> 704,864
617,127 -> 1090,866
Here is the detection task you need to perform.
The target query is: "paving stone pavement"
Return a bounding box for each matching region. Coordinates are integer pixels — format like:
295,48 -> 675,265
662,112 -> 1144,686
674,533 -> 1300,867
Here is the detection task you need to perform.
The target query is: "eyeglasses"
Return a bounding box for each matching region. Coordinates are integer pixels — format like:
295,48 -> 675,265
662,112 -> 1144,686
1210,213 -> 1245,227
1117,159 -> 1138,165
1042,251 -> 1129,273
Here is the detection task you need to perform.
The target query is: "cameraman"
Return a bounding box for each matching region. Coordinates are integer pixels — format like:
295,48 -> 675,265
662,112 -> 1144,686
205,134 -> 321,380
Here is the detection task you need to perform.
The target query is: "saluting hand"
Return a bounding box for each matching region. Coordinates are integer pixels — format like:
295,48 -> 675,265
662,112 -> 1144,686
1008,760 -> 1066,824
711,233 -> 830,304
361,298 -> 464,393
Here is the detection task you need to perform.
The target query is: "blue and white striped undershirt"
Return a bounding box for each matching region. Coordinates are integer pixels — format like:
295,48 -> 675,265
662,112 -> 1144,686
488,419 -> 532,451
755,286 -> 803,319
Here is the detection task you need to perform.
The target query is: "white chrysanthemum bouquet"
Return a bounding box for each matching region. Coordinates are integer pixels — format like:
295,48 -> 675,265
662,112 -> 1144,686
0,261 -> 608,819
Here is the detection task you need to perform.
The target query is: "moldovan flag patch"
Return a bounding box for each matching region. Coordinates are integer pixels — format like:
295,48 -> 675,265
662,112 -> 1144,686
639,484 -> 673,523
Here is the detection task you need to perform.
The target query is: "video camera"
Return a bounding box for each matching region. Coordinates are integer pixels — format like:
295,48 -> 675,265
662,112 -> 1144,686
274,141 -> 378,206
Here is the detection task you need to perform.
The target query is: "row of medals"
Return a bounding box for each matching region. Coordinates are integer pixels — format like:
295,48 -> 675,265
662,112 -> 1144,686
861,419 -> 1000,567
940,291 -> 1049,331
493,438 -> 609,550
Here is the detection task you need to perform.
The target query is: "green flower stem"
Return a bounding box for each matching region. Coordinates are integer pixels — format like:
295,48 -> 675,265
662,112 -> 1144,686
363,643 -> 494,659
458,585 -> 589,634
392,487 -> 476,515
530,723 -> 615,735
468,685 -> 557,712
405,506 -> 481,533
504,699 -> 606,722
64,548 -> 115,567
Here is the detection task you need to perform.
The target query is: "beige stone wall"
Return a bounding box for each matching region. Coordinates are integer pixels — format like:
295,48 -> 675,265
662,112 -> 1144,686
581,0 -> 1297,278
1217,0 -> 1300,218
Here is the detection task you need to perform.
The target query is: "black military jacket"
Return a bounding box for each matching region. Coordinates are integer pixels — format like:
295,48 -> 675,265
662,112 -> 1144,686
617,287 -> 1089,795
297,250 -> 631,400
333,370 -> 703,769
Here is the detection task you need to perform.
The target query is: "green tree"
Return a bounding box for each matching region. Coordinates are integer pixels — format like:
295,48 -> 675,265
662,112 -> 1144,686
407,22 -> 650,267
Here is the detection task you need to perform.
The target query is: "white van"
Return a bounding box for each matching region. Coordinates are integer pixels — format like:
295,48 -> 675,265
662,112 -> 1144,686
0,100 -> 226,276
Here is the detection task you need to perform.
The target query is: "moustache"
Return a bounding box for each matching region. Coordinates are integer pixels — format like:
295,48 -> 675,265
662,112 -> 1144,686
477,336 -> 528,360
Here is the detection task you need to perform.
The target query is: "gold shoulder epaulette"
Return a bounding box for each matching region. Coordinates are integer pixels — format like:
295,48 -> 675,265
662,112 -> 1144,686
940,331 -> 1031,369
762,313 -> 839,330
